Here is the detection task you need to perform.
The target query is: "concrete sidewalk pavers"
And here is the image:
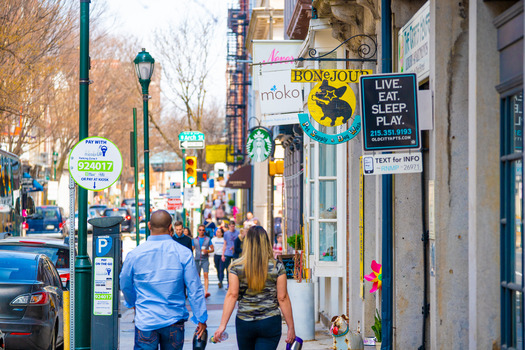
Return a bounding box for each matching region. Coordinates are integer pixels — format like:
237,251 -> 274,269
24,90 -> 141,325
119,273 -> 334,349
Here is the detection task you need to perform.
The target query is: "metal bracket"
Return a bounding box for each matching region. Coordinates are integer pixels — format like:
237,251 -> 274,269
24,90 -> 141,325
251,34 -> 377,66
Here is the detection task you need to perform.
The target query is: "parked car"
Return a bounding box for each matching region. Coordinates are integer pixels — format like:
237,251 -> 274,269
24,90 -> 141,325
0,251 -> 64,350
121,199 -> 145,208
102,207 -> 134,232
0,237 -> 73,289
0,329 -> 4,350
64,209 -> 99,234
88,204 -> 108,217
24,206 -> 67,238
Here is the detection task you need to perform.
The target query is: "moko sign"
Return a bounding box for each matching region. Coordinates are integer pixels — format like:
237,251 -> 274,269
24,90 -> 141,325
246,127 -> 273,162
69,137 -> 123,191
360,73 -> 420,151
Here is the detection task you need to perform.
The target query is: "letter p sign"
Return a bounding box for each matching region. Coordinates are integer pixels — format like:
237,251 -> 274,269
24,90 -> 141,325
96,236 -> 113,256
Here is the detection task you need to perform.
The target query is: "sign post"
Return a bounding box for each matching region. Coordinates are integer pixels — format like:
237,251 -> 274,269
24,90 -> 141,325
179,131 -> 205,150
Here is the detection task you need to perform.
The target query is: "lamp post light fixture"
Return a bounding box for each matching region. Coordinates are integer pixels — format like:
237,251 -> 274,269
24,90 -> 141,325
134,48 -> 155,238
52,151 -> 58,181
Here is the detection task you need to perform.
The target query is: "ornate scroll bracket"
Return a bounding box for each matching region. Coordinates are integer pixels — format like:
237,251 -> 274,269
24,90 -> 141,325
251,34 -> 377,66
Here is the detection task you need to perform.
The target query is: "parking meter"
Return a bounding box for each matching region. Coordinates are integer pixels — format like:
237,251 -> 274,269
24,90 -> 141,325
89,216 -> 123,350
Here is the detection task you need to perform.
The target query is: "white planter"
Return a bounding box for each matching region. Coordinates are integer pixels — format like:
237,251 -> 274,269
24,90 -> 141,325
287,279 -> 315,341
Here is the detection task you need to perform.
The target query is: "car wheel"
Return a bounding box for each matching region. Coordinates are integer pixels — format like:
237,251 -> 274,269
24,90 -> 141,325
47,325 -> 57,350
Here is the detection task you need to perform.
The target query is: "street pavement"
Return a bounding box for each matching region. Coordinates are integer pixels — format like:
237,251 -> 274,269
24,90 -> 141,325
117,234 -> 334,349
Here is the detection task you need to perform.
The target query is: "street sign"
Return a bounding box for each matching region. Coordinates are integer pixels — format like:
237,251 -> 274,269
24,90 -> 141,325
179,131 -> 205,142
362,152 -> 423,175
360,73 -> 420,151
68,137 -> 123,191
179,140 -> 205,149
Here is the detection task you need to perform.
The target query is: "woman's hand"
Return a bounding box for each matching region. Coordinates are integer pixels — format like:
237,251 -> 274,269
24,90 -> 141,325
213,325 -> 226,343
221,255 -> 225,262
285,326 -> 296,344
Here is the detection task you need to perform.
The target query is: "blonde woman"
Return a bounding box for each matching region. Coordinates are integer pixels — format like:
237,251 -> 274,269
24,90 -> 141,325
213,226 -> 296,349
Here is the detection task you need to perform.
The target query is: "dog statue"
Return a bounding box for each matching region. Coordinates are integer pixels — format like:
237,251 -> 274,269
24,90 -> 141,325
330,315 -> 364,350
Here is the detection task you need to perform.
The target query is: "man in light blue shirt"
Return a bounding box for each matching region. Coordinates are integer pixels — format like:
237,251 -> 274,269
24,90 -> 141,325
120,210 -> 208,349
222,220 -> 239,287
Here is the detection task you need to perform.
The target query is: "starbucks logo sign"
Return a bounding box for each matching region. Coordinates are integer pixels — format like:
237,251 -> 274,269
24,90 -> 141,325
247,127 -> 273,162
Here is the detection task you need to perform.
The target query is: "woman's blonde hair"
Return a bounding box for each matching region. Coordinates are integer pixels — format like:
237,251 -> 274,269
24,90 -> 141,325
231,225 -> 274,292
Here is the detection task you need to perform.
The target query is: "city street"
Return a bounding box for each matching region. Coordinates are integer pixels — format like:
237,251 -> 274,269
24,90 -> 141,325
117,235 -> 335,350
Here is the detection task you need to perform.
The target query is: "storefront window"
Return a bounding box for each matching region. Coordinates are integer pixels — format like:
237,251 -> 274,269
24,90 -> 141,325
516,161 -> 523,284
319,180 -> 337,216
310,182 -> 315,217
502,90 -> 524,349
319,144 -> 336,177
319,222 -> 337,261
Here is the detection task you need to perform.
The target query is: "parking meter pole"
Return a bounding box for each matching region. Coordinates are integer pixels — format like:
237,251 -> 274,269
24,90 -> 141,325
68,175 -> 76,350
133,108 -> 140,246
89,217 -> 123,350
182,149 -> 186,227
77,0 -> 92,348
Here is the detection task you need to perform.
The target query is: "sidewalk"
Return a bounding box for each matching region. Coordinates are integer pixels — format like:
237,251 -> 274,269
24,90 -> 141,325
119,267 -> 334,349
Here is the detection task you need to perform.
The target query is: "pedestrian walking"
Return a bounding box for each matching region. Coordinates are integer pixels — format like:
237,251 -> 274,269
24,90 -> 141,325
120,210 -> 207,350
222,220 -> 239,287
193,224 -> 214,298
184,227 -> 192,238
233,228 -> 246,259
211,227 -> 226,288
213,225 -> 296,349
172,220 -> 192,251
273,233 -> 283,259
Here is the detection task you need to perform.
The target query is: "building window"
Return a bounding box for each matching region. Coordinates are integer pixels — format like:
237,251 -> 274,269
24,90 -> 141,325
501,91 -> 524,349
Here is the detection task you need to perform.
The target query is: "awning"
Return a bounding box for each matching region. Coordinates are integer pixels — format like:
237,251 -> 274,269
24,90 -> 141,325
225,165 -> 252,189
22,173 -> 43,192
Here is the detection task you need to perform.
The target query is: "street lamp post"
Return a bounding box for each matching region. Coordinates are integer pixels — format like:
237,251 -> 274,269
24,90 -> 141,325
134,48 -> 155,238
52,151 -> 58,181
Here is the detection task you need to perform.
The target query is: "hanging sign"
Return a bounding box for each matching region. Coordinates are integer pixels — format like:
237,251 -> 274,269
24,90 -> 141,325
69,137 -> 123,191
360,73 -> 420,151
298,113 -> 361,144
307,80 -> 357,127
291,69 -> 372,83
246,127 -> 273,162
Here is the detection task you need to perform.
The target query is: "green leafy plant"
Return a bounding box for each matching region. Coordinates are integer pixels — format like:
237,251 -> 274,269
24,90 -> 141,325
228,199 -> 235,207
371,309 -> 382,342
287,234 -> 303,250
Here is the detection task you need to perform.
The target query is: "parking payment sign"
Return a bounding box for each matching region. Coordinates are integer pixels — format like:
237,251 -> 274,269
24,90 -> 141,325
96,236 -> 112,257
93,257 -> 114,316
69,137 -> 123,191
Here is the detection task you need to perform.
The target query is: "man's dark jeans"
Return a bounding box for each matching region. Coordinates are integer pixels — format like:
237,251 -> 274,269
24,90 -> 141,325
134,321 -> 184,350
224,255 -> 233,283
235,315 -> 282,350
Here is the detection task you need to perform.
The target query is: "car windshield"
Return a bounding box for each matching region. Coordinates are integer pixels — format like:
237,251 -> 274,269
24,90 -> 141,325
104,209 -> 127,217
0,256 -> 37,281
0,246 -> 67,268
36,208 -> 58,219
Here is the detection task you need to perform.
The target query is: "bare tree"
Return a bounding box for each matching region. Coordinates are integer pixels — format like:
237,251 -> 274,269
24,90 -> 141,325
152,18 -> 225,169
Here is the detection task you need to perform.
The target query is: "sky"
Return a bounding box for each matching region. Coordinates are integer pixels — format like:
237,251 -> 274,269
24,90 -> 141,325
102,0 -> 229,108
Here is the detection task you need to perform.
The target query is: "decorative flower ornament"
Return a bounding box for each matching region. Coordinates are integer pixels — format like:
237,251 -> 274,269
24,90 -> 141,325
364,260 -> 382,293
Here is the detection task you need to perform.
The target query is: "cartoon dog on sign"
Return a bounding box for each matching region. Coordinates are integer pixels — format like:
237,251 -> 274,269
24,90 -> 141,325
311,80 -> 353,126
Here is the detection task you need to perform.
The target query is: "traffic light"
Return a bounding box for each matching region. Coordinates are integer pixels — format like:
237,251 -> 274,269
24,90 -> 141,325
185,156 -> 197,185
197,171 -> 207,183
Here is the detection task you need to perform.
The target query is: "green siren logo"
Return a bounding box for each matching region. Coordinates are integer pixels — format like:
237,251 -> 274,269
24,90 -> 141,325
247,127 -> 273,162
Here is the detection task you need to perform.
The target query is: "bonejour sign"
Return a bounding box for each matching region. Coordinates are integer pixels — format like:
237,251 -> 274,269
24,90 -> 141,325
360,73 -> 420,151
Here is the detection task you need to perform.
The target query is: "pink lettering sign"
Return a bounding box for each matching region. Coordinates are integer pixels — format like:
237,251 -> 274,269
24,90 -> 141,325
262,49 -> 295,64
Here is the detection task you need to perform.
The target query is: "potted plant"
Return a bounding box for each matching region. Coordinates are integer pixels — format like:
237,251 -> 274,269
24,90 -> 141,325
287,234 -> 303,252
371,309 -> 381,349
